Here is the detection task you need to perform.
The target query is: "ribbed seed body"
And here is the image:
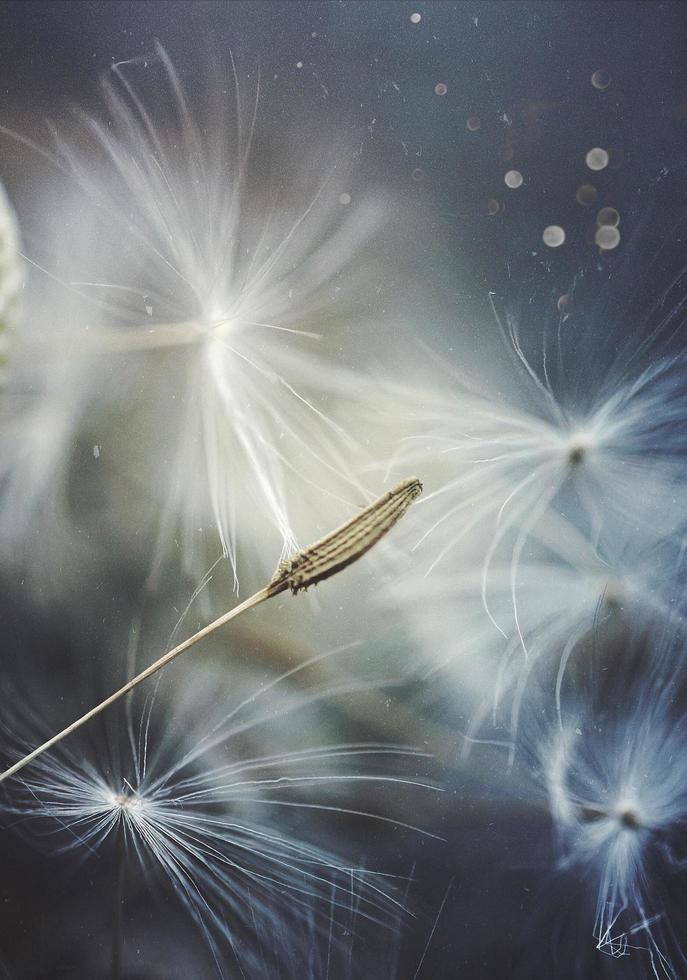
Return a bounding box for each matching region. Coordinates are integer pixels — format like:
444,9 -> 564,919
268,476 -> 423,595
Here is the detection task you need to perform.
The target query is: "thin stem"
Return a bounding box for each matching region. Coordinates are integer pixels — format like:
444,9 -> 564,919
0,588 -> 269,785
0,476 -> 422,786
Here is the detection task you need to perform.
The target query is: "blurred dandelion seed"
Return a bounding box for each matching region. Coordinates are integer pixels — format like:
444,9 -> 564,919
591,69 -> 611,90
537,624 -> 687,975
5,44 -> 390,586
597,206 -> 620,227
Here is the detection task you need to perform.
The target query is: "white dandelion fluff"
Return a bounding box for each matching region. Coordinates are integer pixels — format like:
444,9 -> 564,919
381,274 -> 687,671
3,648 -> 438,977
528,618 -> 687,978
5,45 -> 390,588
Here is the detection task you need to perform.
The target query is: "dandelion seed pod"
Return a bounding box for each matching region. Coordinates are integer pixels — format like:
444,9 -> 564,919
268,476 -> 423,595
0,183 -> 21,377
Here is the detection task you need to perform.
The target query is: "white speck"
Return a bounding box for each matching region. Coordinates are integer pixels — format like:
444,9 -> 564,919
585,147 -> 609,171
595,225 -> 621,250
434,82 -> 448,96
296,61 -> 304,70
410,12 -> 421,24
93,445 -> 101,459
504,169 -> 523,189
542,225 -> 566,247
338,193 -> 351,205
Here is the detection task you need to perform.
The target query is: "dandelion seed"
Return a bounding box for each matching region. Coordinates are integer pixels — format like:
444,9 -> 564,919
0,182 -> 21,374
5,46 -> 390,586
0,477 -> 422,784
576,183 -> 598,206
268,476 -> 422,595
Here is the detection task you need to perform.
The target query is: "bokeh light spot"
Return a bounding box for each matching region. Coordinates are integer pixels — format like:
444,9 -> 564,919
504,170 -> 523,189
597,206 -> 620,227
595,225 -> 621,250
586,147 -> 609,171
591,69 -> 611,90
543,225 -> 566,247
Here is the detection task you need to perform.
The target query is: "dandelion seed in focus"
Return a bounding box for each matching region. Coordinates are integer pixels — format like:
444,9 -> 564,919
586,147 -> 610,171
